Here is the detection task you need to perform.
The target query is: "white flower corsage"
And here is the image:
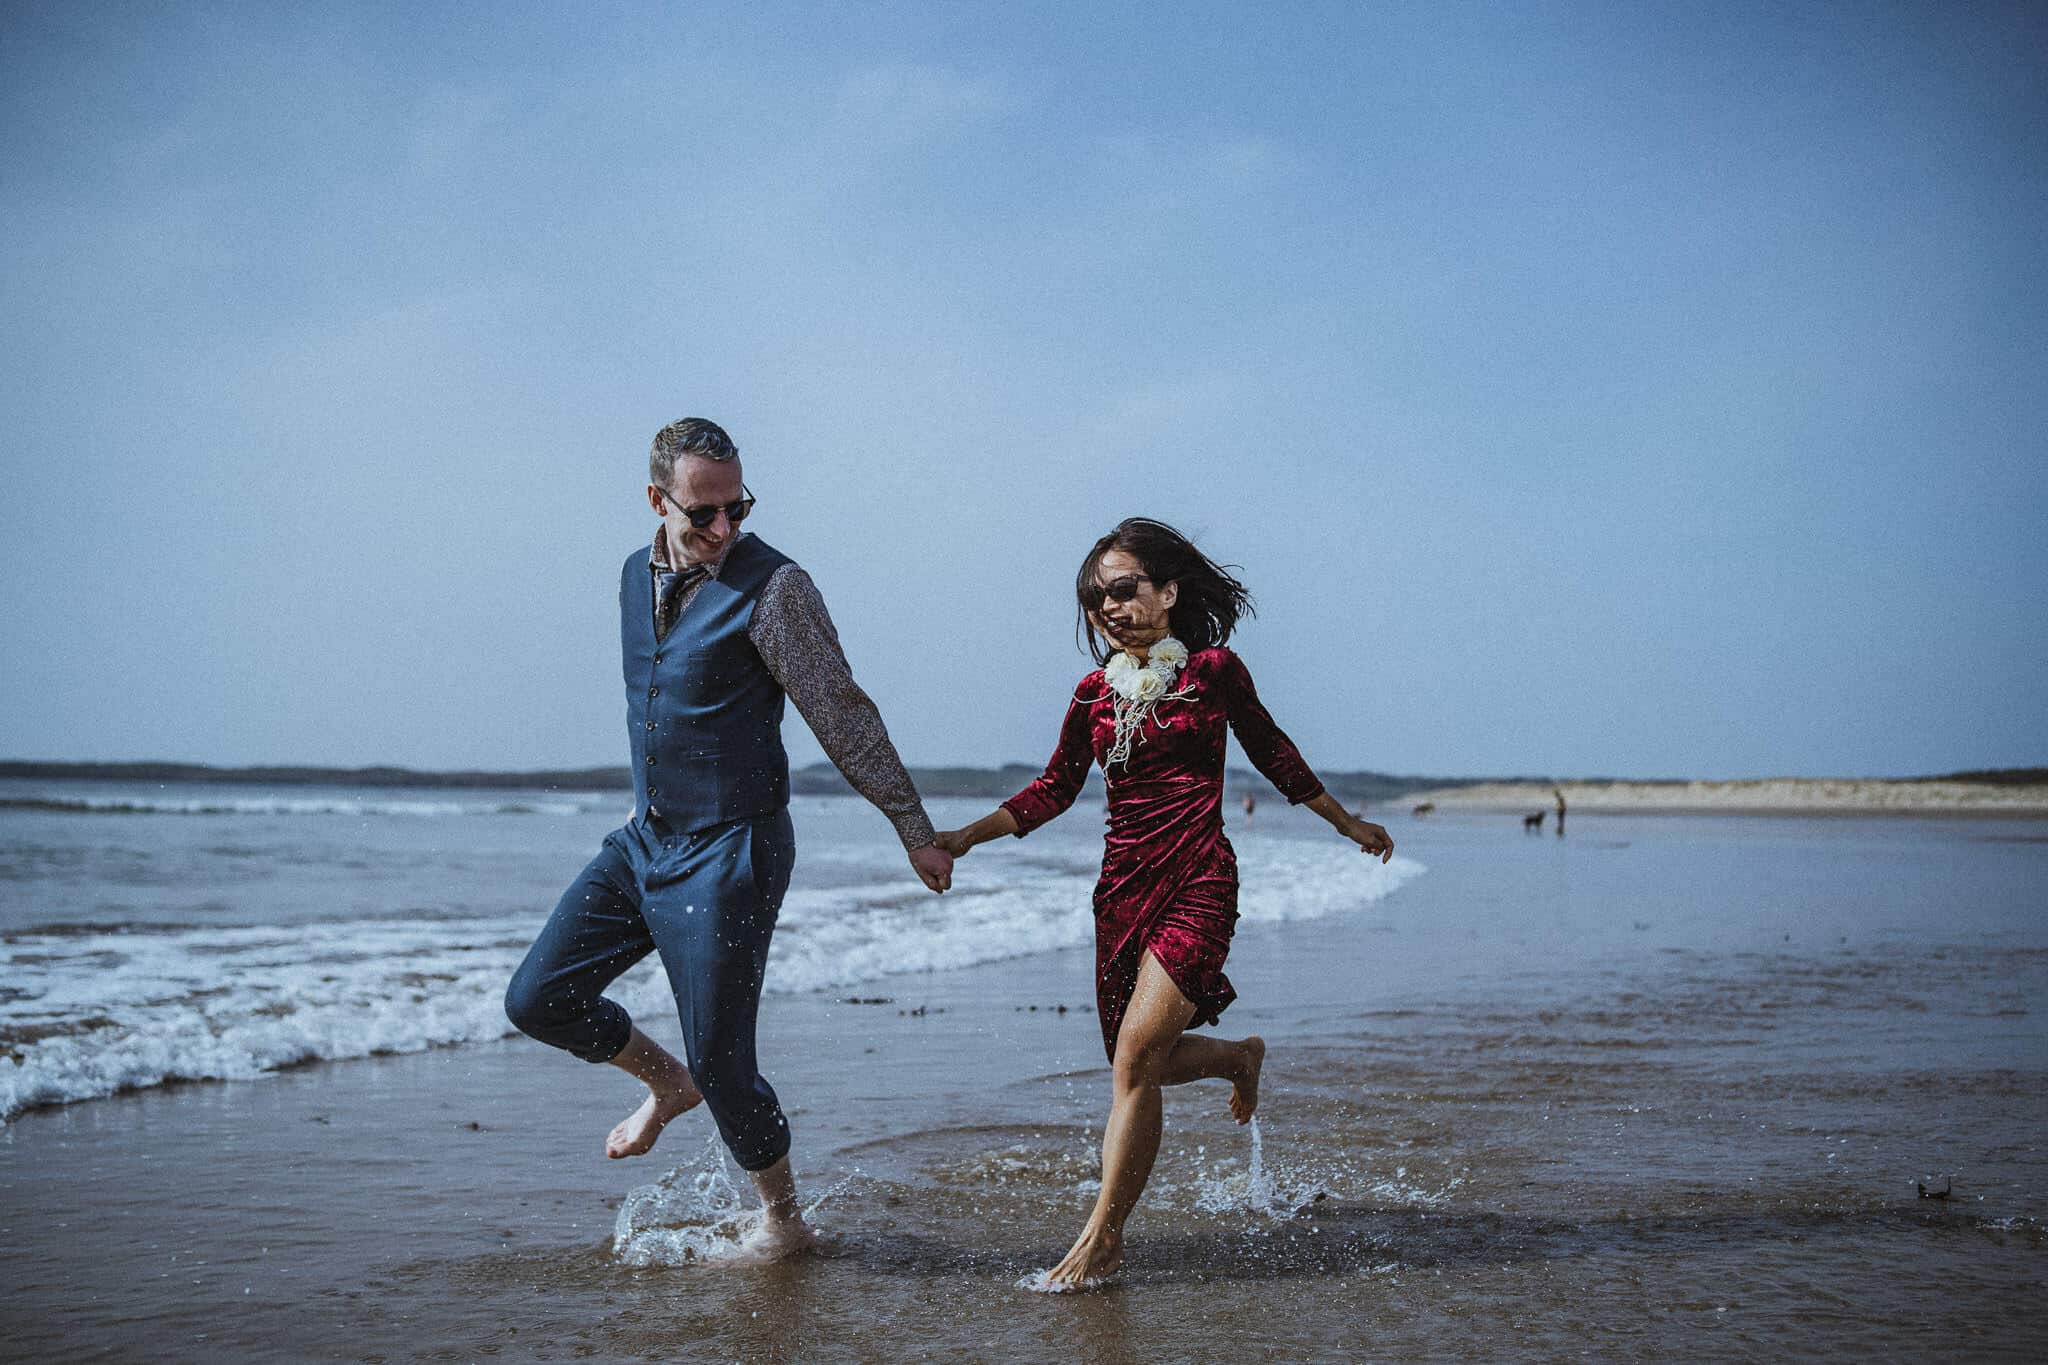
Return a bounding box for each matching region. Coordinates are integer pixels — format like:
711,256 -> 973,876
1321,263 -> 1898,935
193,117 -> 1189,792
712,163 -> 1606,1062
1101,635 -> 1194,767
1146,637 -> 1189,669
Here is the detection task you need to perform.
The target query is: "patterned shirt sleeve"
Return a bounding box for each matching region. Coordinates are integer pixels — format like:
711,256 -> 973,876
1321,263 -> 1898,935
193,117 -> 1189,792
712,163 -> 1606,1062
749,565 -> 936,852
1219,650 -> 1326,805
1001,680 -> 1100,836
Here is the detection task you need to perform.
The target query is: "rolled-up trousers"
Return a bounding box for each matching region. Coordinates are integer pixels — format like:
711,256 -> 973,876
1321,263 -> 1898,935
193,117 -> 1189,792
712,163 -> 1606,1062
504,809 -> 795,1172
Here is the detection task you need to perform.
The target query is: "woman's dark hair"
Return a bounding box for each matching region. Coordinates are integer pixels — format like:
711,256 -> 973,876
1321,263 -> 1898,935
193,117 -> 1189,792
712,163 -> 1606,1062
1074,517 -> 1255,665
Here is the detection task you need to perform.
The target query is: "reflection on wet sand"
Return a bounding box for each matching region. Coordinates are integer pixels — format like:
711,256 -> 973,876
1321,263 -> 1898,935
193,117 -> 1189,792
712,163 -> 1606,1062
398,935 -> 2044,1361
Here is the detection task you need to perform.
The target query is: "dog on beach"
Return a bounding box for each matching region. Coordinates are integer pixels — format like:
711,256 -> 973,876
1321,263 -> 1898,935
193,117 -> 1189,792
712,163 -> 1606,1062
1411,802 -> 1435,817
1523,811 -> 1546,832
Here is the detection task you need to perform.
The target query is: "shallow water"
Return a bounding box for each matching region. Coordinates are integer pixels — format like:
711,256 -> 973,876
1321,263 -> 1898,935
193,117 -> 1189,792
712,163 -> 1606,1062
2,802 -> 2044,1359
0,782 -> 1418,1120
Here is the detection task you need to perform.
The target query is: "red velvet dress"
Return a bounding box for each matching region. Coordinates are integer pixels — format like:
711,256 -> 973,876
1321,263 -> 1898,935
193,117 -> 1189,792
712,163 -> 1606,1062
1002,647 -> 1325,1060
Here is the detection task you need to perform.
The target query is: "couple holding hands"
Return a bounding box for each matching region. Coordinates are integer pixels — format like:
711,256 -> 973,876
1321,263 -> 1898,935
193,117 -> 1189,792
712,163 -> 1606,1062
503,417 -> 1393,1291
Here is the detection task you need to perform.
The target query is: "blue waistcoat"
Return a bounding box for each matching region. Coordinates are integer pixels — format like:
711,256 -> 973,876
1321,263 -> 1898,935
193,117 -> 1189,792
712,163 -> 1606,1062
620,532 -> 794,833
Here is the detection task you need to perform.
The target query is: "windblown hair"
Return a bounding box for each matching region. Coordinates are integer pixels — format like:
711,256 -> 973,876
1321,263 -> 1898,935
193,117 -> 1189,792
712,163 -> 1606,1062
1074,517 -> 1255,665
650,417 -> 738,487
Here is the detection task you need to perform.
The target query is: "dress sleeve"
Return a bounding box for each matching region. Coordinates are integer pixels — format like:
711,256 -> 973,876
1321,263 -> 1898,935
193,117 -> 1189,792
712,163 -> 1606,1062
1000,683 -> 1099,836
1220,650 -> 1325,805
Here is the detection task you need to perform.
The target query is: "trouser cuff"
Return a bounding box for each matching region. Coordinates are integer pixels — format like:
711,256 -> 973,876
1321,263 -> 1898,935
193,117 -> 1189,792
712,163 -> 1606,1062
575,1001 -> 634,1064
730,1127 -> 793,1173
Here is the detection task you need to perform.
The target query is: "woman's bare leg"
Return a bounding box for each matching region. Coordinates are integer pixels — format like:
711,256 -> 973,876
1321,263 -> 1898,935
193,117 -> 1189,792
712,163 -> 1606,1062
1158,1031 -> 1265,1123
1042,952 -> 1196,1291
604,1025 -> 703,1158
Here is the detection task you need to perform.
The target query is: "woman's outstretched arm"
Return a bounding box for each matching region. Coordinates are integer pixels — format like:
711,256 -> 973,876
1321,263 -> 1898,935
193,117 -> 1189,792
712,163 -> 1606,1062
1221,650 -> 1394,862
934,805 -> 1020,856
1302,789 -> 1394,862
936,684 -> 1097,856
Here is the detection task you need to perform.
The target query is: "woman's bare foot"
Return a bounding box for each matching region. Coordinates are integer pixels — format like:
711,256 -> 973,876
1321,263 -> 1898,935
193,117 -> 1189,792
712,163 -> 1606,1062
1039,1224 -> 1122,1292
604,1075 -> 702,1159
1229,1036 -> 1265,1124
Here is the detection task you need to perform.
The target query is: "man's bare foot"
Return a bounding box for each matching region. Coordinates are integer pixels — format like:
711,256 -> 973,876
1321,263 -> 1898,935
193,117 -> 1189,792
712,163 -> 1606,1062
604,1076 -> 702,1159
1229,1035 -> 1265,1124
731,1213 -> 819,1264
1037,1224 -> 1122,1292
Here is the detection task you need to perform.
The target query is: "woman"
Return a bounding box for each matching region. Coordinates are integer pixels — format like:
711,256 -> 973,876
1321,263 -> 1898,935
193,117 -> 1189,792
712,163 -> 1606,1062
935,518 -> 1393,1291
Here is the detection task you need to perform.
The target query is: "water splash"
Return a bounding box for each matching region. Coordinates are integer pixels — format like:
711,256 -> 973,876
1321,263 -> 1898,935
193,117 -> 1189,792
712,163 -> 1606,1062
611,1140 -> 857,1267
1016,1267 -> 1108,1294
801,1172 -> 856,1222
1193,1118 -> 1332,1219
612,1137 -> 757,1267
1360,1166 -> 1465,1208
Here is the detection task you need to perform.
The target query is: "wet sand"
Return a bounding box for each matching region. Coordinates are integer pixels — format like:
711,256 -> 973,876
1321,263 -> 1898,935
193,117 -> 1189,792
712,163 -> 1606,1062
4,812 -> 2045,1361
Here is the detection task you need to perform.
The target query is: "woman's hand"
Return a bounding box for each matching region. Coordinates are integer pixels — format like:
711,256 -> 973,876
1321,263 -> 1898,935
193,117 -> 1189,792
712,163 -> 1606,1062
1345,817 -> 1394,863
933,828 -> 975,858
1303,792 -> 1394,862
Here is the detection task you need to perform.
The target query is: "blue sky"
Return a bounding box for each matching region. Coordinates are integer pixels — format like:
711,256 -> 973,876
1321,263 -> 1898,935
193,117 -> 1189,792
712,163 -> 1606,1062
3,2 -> 2043,778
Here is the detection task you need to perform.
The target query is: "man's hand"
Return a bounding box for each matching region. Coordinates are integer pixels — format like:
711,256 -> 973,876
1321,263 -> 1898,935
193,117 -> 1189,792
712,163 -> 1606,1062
910,844 -> 953,893
932,828 -> 973,858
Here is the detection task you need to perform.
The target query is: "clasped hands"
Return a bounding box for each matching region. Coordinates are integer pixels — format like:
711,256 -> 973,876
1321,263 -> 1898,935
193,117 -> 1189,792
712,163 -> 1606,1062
909,843 -> 953,894
907,818 -> 988,891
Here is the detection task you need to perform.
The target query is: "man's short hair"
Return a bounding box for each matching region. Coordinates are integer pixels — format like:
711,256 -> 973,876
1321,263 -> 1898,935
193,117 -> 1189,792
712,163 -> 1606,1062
650,418 -> 738,487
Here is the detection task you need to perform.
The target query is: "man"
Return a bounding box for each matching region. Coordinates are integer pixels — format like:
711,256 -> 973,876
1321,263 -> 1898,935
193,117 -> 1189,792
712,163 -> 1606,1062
505,417 -> 953,1260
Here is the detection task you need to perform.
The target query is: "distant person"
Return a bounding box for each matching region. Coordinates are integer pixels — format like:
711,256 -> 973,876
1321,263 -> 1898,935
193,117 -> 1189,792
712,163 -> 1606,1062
504,418 -> 952,1262
1241,791 -> 1256,826
1554,786 -> 1567,837
935,518 -> 1393,1292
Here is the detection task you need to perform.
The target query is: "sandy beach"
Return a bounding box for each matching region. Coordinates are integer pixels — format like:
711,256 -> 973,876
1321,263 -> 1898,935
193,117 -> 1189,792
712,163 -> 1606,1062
4,802 -> 2045,1361
1402,777 -> 2048,818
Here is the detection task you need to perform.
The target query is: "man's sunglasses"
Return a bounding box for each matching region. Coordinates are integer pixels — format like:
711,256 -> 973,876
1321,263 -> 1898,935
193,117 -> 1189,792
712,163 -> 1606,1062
1083,574 -> 1152,608
662,483 -> 756,530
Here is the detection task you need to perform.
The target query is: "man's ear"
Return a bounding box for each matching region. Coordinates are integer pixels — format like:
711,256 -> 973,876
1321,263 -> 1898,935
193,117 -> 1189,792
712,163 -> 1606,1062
646,484 -> 666,515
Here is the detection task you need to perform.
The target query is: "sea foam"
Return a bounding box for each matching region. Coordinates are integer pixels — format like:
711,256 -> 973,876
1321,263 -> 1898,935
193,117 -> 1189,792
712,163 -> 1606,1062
0,792 -> 619,818
0,841 -> 1422,1122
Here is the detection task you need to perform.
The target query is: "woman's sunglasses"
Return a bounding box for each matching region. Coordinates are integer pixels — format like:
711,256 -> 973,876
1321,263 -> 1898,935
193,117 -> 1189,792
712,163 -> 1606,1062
1083,574 -> 1151,608
663,483 -> 756,530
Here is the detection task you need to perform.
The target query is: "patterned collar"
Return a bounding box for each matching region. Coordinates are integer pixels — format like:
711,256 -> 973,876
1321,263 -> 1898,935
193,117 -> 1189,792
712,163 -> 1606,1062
650,526 -> 742,579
